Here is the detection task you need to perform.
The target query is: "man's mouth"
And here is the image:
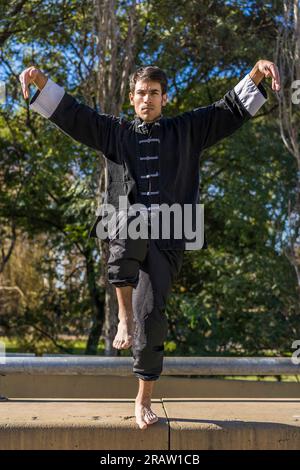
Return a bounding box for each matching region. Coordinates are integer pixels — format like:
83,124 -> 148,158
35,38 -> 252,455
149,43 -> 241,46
142,107 -> 153,110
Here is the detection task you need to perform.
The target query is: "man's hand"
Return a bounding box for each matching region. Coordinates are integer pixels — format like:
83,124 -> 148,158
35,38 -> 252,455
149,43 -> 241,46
249,60 -> 281,92
19,66 -> 48,100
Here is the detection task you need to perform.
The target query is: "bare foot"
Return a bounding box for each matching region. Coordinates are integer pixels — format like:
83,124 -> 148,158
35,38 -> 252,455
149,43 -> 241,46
113,319 -> 134,350
135,399 -> 159,429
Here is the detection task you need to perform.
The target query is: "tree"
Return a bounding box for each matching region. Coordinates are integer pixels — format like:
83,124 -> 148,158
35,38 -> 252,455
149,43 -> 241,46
275,0 -> 300,295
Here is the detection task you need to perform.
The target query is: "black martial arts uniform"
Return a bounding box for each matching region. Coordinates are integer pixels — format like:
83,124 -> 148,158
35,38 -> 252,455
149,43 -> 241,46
29,73 -> 267,381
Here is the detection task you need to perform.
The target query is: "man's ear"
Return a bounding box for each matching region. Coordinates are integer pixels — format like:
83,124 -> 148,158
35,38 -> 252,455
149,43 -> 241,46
129,92 -> 134,105
162,93 -> 168,107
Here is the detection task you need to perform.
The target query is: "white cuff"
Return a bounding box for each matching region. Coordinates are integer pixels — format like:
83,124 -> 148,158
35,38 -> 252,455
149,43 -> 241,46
29,78 -> 65,118
234,73 -> 267,116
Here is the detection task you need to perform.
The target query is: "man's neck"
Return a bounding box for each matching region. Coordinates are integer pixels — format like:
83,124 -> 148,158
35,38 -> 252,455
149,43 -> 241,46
136,113 -> 162,124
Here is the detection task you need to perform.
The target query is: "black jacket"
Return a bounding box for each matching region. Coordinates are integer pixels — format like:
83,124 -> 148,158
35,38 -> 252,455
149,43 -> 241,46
29,74 -> 267,250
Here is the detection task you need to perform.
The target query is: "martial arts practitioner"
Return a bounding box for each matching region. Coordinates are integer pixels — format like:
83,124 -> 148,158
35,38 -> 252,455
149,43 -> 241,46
19,60 -> 280,429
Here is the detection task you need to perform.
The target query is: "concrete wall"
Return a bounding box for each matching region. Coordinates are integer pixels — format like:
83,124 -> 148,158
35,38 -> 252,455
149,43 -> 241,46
1,375 -> 300,399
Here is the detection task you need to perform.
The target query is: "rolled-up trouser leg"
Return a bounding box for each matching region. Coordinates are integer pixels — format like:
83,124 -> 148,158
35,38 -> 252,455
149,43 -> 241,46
106,211 -> 149,288
132,239 -> 184,381
107,236 -> 149,288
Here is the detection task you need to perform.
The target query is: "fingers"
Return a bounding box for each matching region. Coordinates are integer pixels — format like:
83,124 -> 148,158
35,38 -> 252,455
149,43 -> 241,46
29,67 -> 38,81
19,66 -> 37,100
258,60 -> 281,92
19,71 -> 27,99
269,63 -> 281,91
19,70 -> 29,99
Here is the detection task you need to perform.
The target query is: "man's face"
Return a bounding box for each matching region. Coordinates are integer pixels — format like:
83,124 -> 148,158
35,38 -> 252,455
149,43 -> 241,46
129,79 -> 167,122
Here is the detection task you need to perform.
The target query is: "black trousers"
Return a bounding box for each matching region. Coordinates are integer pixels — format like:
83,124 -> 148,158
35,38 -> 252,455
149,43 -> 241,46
107,235 -> 184,381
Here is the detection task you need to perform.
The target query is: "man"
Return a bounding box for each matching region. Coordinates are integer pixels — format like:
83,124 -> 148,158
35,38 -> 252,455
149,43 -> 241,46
19,60 -> 280,430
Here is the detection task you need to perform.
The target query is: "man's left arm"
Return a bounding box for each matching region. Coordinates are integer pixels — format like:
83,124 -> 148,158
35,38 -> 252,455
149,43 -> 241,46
190,59 -> 281,152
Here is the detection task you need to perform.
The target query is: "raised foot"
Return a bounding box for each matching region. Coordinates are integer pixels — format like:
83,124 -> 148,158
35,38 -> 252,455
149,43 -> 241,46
113,319 -> 134,350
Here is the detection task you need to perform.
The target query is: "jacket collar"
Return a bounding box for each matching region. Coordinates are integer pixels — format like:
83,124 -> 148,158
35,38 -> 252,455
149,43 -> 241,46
134,113 -> 163,128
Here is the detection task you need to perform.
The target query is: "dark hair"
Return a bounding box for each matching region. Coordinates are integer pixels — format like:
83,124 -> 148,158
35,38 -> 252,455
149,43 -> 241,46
129,66 -> 168,95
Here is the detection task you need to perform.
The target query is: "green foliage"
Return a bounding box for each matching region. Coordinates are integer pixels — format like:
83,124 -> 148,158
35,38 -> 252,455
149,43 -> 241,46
0,0 -> 298,356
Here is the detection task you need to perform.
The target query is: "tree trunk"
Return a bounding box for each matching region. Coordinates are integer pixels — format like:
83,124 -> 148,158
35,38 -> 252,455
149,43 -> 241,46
93,0 -> 139,355
276,0 -> 300,298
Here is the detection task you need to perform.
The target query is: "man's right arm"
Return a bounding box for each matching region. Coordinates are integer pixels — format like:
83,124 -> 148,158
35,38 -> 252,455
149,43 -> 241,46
19,67 -> 121,161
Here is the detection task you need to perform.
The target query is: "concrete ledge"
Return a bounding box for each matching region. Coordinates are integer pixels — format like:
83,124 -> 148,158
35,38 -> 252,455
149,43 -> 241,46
1,398 -> 300,450
0,399 -> 168,450
164,398 -> 300,450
